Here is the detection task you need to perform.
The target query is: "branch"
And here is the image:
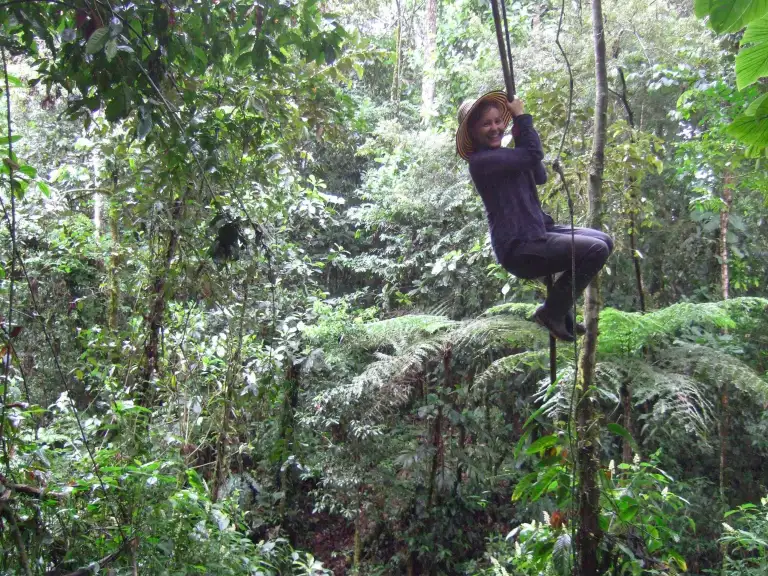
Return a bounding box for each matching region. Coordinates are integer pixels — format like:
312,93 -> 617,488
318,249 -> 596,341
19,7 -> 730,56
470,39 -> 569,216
613,67 -> 635,128
0,472 -> 65,499
46,545 -> 127,576
0,499 -> 34,576
1,43 -> 16,479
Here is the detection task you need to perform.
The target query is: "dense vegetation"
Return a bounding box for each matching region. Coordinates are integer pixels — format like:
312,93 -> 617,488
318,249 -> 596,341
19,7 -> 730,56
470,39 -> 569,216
1,0 -> 768,574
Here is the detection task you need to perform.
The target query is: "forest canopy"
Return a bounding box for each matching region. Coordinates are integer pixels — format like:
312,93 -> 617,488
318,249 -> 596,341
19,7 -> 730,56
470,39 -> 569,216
1,0 -> 768,574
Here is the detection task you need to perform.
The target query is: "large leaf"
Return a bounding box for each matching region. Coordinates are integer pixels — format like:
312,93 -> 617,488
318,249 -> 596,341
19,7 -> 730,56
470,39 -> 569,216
736,14 -> 768,89
696,0 -> 768,33
728,92 -> 768,146
85,27 -> 110,55
525,434 -> 558,455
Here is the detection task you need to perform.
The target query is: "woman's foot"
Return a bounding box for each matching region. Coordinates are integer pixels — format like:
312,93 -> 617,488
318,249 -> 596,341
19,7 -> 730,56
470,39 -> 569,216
533,306 -> 575,342
565,309 -> 586,336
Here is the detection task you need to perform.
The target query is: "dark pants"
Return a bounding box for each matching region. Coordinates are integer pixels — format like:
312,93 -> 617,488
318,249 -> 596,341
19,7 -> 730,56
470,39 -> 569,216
502,226 -> 613,317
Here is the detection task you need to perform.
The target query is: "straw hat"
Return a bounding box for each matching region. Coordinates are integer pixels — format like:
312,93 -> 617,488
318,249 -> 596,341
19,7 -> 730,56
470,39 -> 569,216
455,90 -> 512,161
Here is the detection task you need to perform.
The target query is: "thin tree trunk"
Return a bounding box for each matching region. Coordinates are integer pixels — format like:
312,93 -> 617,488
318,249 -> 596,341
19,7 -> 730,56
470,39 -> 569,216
277,361 -> 300,529
427,346 -> 451,509
1,503 -> 33,576
628,212 -> 646,313
620,380 -> 632,463
391,0 -> 403,109
142,193 -> 185,400
420,0 -> 438,121
615,67 -> 646,313
108,177 -> 121,333
426,404 -> 442,509
353,495 -> 363,571
720,175 -> 733,300
576,0 -> 608,573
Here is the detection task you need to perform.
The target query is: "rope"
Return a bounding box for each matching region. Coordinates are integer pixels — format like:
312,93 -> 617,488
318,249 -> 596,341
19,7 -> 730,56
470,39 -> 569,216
490,0 -> 515,98
488,3 -> 579,568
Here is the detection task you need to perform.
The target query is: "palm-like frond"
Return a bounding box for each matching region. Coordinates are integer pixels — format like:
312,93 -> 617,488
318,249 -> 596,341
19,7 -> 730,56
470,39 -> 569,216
474,350 -> 549,392
624,358 -> 716,438
657,343 -> 768,401
533,363 -> 622,421
598,302 -> 736,357
363,314 -> 458,350
449,315 -> 548,357
481,302 -> 538,320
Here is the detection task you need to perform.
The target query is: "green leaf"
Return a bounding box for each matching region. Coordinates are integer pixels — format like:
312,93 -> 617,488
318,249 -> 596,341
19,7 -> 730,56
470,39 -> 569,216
0,135 -> 21,145
37,181 -> 50,197
697,0 -> 768,33
511,471 -> 538,501
353,62 -> 364,80
86,27 -> 110,55
530,466 -> 559,501
667,550 -> 688,571
5,75 -> 22,87
736,15 -> 768,89
746,92 -> 768,115
607,423 -> 635,446
105,39 -> 118,62
618,497 -> 640,522
18,164 -> 37,178
728,95 -> 768,146
526,434 -> 558,455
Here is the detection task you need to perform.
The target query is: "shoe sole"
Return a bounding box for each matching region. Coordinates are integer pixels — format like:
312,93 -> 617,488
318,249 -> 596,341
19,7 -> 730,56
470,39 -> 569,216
533,310 -> 575,342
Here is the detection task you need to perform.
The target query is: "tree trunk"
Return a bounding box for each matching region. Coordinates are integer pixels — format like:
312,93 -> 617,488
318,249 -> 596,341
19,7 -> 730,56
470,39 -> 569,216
576,0 -> 608,573
108,192 -> 121,333
353,504 -> 362,570
620,380 -> 632,463
278,361 -> 300,531
142,194 -> 185,402
616,67 -> 645,313
720,174 -> 733,300
426,404 -> 442,510
628,211 -> 646,313
391,0 -> 403,109
420,0 -> 438,121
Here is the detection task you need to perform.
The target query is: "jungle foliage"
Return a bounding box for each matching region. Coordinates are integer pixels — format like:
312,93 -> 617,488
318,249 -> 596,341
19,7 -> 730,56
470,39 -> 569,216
1,0 -> 768,575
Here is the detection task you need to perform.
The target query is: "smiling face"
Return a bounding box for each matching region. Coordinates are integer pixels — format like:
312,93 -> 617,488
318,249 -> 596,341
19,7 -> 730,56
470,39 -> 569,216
470,103 -> 506,151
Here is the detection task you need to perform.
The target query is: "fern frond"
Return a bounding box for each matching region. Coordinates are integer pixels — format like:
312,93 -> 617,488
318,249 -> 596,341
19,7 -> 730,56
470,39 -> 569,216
362,314 -> 457,353
657,344 -> 768,401
598,301 -> 738,357
624,358 -> 716,438
552,533 -> 573,576
534,363 -> 621,421
716,297 -> 768,326
481,302 -> 538,320
474,350 -> 548,391
450,316 -> 548,357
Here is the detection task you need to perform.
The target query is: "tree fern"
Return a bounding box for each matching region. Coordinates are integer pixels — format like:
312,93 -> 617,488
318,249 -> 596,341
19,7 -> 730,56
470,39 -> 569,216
474,351 -> 549,392
657,343 -> 768,400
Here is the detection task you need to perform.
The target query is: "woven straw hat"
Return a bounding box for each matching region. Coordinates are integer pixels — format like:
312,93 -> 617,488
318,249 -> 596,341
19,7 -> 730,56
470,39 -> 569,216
455,90 -> 512,161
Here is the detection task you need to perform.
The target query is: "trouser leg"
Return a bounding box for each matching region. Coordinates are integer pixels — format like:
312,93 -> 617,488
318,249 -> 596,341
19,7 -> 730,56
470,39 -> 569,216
503,232 -> 611,318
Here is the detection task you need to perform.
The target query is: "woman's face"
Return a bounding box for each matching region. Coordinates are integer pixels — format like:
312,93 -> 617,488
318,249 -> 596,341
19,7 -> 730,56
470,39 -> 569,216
471,105 -> 505,150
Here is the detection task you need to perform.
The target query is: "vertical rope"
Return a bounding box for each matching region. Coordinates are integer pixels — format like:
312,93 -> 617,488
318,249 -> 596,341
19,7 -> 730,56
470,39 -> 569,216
490,0 -> 514,98
500,0 -> 516,95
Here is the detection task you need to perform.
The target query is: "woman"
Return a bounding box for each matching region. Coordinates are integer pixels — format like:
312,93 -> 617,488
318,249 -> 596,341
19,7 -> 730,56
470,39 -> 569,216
456,91 -> 613,341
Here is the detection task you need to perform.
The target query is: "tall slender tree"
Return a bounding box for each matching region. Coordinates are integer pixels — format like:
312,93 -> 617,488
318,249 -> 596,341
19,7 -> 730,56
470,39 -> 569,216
420,0 -> 438,121
576,0 -> 608,572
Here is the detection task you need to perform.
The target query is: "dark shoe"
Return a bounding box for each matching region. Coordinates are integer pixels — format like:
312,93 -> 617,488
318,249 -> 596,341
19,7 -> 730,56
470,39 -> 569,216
533,306 -> 575,342
565,309 -> 586,336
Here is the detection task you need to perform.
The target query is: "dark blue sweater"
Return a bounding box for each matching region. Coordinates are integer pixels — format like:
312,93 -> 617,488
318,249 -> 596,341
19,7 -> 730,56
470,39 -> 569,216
468,114 -> 553,262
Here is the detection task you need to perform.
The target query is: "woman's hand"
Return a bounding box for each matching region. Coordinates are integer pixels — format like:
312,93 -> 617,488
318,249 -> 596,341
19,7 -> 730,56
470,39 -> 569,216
506,97 -> 524,118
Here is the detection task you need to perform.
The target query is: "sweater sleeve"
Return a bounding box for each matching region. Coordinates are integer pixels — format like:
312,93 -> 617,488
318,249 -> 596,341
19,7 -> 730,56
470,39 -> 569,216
532,161 -> 548,185
469,114 -> 544,176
